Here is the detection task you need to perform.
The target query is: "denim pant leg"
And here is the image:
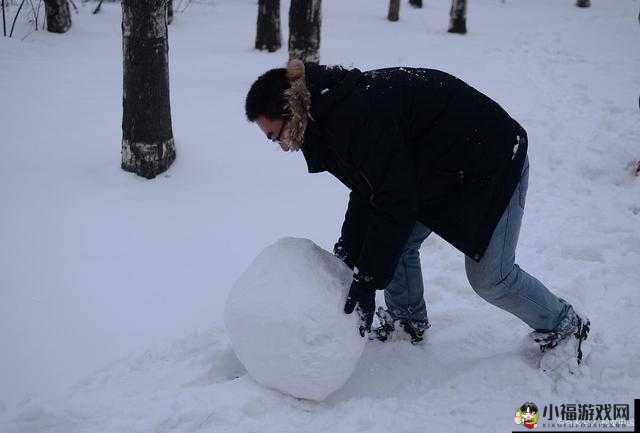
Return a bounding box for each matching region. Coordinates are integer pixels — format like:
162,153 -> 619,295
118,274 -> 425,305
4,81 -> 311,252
464,157 -> 572,332
384,222 -> 432,324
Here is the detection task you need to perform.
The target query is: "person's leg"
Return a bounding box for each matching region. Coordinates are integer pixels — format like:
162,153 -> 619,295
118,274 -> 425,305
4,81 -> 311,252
465,157 -> 575,333
384,222 -> 432,325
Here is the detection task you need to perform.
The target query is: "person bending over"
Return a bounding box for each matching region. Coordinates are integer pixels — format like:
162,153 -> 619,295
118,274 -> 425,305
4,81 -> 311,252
245,60 -> 591,372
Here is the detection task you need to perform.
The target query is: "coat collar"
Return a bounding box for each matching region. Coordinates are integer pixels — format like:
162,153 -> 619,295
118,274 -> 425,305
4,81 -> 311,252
297,64 -> 363,173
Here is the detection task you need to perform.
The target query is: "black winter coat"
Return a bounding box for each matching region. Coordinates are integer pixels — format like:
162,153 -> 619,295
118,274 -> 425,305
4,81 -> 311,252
300,64 -> 528,289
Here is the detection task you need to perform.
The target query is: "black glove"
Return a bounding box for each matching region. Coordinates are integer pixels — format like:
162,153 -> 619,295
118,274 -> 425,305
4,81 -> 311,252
333,237 -> 355,269
343,271 -> 376,337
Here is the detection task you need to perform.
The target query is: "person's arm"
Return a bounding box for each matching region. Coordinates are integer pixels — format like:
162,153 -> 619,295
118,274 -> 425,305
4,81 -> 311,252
343,121 -> 419,335
334,191 -> 371,269
352,124 -> 418,290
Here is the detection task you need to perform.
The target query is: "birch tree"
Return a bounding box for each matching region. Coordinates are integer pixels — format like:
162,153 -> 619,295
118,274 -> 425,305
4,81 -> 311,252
388,0 -> 400,21
256,0 -> 281,52
288,0 -> 321,63
121,0 -> 175,179
44,0 -> 71,33
448,0 -> 466,34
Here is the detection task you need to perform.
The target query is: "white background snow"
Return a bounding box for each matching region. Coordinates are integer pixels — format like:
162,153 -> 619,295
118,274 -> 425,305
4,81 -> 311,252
1,0 -> 639,432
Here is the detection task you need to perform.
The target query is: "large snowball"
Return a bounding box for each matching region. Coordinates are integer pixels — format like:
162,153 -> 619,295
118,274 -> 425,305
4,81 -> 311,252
224,237 -> 366,401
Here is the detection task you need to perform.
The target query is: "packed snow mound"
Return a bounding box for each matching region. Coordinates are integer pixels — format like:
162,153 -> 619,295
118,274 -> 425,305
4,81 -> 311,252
224,237 -> 366,401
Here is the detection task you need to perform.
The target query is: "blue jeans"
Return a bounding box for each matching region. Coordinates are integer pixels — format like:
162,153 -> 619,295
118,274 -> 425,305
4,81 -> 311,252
384,157 -> 573,332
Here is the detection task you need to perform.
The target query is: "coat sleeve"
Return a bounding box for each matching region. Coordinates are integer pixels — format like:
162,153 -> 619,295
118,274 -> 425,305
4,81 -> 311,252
338,190 -> 372,263
352,123 -> 419,289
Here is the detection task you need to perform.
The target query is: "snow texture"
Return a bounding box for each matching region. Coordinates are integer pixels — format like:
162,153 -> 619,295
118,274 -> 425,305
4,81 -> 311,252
225,237 -> 365,401
1,0 -> 639,432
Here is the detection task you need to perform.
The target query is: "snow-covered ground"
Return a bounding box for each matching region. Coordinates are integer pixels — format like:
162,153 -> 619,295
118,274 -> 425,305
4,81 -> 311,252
1,0 -> 639,431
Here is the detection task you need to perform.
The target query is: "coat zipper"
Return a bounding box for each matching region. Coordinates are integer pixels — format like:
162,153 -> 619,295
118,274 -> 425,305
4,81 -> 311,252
358,171 -> 376,208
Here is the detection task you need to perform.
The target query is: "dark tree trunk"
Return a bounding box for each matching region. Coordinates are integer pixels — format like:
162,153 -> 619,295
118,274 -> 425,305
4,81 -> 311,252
409,0 -> 423,8
387,0 -> 400,21
44,0 -> 71,33
448,0 -> 466,34
288,0 -> 321,63
121,0 -> 175,179
256,0 -> 281,52
167,0 -> 173,24
575,0 -> 590,7
2,0 -> 7,37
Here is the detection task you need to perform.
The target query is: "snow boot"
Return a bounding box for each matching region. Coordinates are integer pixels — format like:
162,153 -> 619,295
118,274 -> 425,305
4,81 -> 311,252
370,307 -> 430,345
531,309 -> 591,374
370,308 -> 396,342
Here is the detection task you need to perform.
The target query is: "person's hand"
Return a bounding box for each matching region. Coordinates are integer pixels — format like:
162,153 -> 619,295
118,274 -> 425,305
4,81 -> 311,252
343,272 -> 376,337
333,237 -> 355,269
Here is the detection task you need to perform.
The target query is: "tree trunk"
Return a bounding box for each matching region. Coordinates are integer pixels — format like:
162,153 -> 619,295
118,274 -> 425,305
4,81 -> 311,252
121,0 -> 175,179
448,0 -> 466,34
2,0 -> 7,37
388,0 -> 400,21
44,0 -> 71,33
409,0 -> 423,8
288,0 -> 321,63
575,0 -> 590,7
167,0 -> 173,24
256,0 -> 281,52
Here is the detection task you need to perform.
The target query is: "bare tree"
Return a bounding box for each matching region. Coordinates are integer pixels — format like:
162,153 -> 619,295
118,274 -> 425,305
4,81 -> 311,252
2,0 -> 7,37
575,0 -> 590,7
256,0 -> 281,52
9,0 -> 27,37
121,0 -> 175,179
448,0 -> 466,34
388,0 -> 400,21
409,0 -> 422,9
288,0 -> 321,63
44,0 -> 71,33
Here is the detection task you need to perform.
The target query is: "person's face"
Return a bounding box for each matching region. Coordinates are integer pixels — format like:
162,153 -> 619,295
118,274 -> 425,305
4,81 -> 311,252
256,115 -> 291,151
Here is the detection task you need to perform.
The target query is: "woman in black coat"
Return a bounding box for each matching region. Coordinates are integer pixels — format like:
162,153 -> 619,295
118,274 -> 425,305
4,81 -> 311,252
245,60 -> 590,371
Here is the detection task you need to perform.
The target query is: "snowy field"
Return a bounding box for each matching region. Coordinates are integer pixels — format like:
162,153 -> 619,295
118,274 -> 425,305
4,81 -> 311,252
1,0 -> 639,432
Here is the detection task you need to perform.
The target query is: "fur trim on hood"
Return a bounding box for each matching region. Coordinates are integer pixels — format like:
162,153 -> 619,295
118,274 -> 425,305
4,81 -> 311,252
283,59 -> 312,152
